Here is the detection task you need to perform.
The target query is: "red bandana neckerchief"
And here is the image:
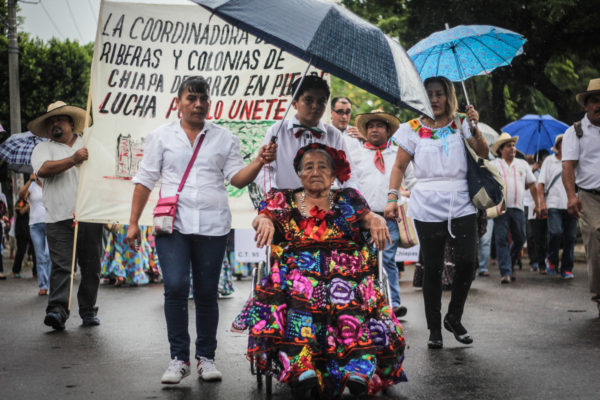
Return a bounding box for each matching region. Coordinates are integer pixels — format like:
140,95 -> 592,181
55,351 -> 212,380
363,139 -> 391,174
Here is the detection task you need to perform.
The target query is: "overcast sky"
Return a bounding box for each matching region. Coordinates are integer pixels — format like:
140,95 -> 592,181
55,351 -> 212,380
19,0 -> 191,44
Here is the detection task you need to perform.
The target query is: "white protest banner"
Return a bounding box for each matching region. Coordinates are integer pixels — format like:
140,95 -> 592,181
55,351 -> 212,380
76,0 -> 325,228
234,229 -> 267,263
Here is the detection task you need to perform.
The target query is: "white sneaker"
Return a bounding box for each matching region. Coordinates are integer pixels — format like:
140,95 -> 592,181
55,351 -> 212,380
161,358 -> 190,384
197,356 -> 222,381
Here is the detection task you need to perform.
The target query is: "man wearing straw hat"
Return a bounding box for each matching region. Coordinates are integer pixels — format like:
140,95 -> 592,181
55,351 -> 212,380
490,133 -> 540,284
352,109 -> 413,318
538,134 -> 577,278
30,101 -> 103,331
562,78 -> 600,305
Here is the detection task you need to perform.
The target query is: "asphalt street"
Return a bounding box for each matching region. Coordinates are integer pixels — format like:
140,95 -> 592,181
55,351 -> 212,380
1,259 -> 600,400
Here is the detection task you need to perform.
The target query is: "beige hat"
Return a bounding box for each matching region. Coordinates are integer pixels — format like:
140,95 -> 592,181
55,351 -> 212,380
354,109 -> 400,141
27,101 -> 90,138
576,78 -> 600,107
551,134 -> 564,153
491,132 -> 519,156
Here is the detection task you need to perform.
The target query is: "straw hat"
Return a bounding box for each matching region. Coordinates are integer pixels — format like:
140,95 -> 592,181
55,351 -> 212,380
551,134 -> 564,153
576,78 -> 600,107
27,101 -> 90,138
491,132 -> 519,156
354,109 -> 400,141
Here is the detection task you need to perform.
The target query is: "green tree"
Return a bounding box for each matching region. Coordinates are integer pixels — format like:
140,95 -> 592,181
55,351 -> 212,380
403,0 -> 599,128
338,0 -> 599,131
1,1 -> 92,203
0,36 -> 92,134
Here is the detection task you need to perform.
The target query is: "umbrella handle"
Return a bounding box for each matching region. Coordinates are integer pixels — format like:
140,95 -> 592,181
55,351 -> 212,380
451,42 -> 478,134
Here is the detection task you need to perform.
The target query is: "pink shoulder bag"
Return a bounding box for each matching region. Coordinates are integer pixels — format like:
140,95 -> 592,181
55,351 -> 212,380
153,133 -> 206,235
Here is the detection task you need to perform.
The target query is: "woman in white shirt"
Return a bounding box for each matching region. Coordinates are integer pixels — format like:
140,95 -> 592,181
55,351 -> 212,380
18,174 -> 51,295
385,76 -> 488,349
126,77 -> 276,385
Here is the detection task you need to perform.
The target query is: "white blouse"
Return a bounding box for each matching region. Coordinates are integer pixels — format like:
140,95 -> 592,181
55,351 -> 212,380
28,181 -> 46,225
393,117 -> 476,223
133,120 -> 245,236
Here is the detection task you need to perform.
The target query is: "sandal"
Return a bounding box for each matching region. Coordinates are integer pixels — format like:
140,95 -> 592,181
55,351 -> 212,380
443,315 -> 473,344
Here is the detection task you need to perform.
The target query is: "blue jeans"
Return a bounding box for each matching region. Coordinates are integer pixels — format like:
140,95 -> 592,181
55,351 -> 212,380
547,209 -> 578,273
478,218 -> 494,273
156,230 -> 227,362
493,208 -> 526,277
383,219 -> 401,308
30,223 -> 51,290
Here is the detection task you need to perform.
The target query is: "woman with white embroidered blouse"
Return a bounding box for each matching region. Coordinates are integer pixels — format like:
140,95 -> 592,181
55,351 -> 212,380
384,76 -> 488,349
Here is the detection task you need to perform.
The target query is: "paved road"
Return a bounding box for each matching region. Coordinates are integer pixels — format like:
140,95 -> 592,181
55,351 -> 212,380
1,260 -> 599,400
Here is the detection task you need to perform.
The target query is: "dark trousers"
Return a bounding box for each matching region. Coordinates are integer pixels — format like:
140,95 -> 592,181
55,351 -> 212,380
156,230 -> 227,362
415,214 -> 478,331
494,208 -> 526,277
0,228 -> 4,273
547,209 -> 578,272
46,220 -> 103,320
526,212 -> 547,267
12,235 -> 35,274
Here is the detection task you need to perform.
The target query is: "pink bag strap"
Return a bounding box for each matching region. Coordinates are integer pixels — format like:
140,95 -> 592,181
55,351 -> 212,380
177,132 -> 207,194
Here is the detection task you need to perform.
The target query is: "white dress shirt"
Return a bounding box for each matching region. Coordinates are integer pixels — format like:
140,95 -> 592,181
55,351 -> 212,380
394,117 -> 475,223
343,134 -> 364,171
31,136 -> 83,223
562,114 -> 600,190
254,115 -> 358,191
353,142 -> 415,212
491,158 -> 536,211
133,120 -> 245,236
538,154 -> 567,209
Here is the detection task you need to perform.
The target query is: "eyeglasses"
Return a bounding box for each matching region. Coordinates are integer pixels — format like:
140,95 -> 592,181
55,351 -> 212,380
332,109 -> 352,116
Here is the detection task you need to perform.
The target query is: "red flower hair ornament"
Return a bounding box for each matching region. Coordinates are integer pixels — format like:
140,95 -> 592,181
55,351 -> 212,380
293,143 -> 351,183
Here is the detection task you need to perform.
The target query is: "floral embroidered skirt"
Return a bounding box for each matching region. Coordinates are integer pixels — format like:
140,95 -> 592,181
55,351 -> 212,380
101,225 -> 161,285
233,242 -> 406,398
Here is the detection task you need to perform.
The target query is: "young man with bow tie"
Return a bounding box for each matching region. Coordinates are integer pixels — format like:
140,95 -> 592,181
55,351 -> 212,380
255,75 -> 358,191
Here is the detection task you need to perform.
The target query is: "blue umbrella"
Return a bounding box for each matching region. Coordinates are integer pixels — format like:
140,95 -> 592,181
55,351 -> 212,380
502,114 -> 569,155
408,24 -> 526,105
0,131 -> 47,173
192,0 -> 432,119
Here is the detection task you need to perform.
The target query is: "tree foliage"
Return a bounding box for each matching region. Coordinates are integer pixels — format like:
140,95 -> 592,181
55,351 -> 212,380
0,35 -> 92,135
1,0 -> 92,203
337,0 -> 599,132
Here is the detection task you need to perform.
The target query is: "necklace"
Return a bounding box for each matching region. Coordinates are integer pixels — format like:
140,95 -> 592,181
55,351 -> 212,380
423,116 -> 451,129
300,190 -> 334,217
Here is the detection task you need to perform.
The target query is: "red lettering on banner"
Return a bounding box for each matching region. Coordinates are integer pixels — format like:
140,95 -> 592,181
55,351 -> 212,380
225,98 -> 288,121
165,97 -> 178,119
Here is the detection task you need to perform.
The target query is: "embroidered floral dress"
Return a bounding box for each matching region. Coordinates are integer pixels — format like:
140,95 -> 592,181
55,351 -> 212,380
234,188 -> 406,398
